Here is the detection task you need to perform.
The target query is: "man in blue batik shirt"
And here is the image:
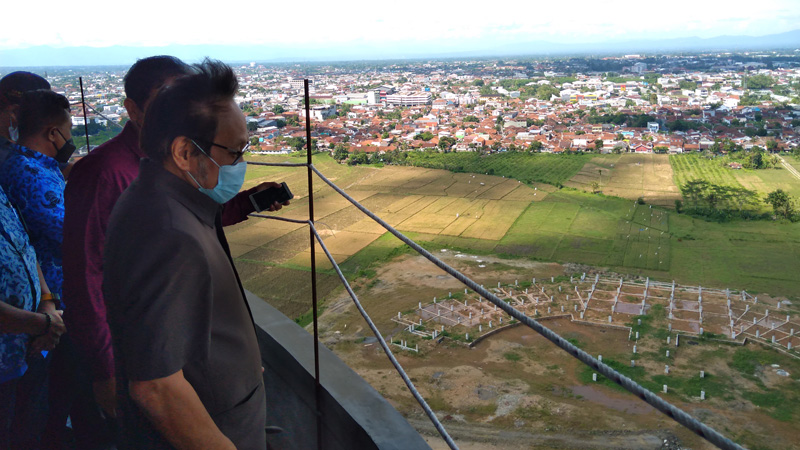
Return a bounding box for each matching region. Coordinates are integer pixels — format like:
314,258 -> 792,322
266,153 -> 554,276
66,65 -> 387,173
0,72 -> 51,168
0,184 -> 66,449
0,89 -> 110,449
0,90 -> 74,303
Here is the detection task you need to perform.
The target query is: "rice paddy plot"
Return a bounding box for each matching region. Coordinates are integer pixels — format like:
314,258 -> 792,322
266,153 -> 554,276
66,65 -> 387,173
629,203 -> 669,233
476,179 -> 526,200
459,200 -> 530,241
670,153 -> 743,190
568,206 -> 621,240
567,154 -> 680,207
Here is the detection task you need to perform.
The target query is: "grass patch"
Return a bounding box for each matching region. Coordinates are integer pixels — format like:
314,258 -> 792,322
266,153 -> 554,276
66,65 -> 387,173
503,352 -> 522,362
294,305 -> 328,328
577,358 -> 648,392
743,390 -> 796,421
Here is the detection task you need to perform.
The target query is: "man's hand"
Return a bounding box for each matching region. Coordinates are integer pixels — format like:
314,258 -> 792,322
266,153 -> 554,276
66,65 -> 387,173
29,305 -> 66,354
253,182 -> 291,212
37,302 -> 67,335
93,378 -> 118,418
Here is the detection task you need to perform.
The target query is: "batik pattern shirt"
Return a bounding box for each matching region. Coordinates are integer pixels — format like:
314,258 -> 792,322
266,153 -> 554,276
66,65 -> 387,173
0,136 -> 14,167
0,144 -> 65,304
0,185 -> 41,382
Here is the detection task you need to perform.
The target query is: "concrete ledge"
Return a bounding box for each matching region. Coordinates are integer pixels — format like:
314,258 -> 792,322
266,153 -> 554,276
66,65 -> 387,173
246,291 -> 431,450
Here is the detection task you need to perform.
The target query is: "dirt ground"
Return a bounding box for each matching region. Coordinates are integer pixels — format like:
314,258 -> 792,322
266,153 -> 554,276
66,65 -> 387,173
320,251 -> 800,450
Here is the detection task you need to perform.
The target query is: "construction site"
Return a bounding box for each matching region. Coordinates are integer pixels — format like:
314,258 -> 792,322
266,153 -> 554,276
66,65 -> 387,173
390,271 -> 799,357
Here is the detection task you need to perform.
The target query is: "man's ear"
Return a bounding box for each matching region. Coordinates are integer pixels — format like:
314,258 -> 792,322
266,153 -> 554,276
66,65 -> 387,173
123,98 -> 143,128
171,137 -> 195,171
47,126 -> 60,144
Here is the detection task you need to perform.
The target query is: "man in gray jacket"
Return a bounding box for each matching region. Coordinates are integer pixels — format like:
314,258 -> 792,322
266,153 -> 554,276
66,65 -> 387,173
104,59 -> 282,450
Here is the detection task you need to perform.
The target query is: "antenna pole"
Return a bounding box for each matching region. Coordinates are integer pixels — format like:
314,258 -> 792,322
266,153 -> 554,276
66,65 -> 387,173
305,79 -> 323,450
79,77 -> 91,152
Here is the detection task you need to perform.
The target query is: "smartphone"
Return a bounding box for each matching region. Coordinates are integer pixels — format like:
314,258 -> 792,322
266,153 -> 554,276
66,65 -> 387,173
249,182 -> 293,212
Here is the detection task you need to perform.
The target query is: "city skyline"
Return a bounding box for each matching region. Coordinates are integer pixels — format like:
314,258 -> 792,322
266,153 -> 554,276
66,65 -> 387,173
2,0 -> 800,66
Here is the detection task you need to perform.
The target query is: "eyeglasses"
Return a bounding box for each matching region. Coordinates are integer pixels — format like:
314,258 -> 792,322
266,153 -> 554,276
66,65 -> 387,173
193,139 -> 249,165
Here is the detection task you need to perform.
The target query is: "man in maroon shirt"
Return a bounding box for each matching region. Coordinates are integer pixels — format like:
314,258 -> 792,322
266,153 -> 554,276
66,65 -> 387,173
62,55 -> 284,420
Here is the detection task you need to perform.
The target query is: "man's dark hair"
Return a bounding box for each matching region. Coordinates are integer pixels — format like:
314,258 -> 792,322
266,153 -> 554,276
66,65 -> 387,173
0,72 -> 51,108
140,59 -> 239,162
18,90 -> 70,140
124,55 -> 192,108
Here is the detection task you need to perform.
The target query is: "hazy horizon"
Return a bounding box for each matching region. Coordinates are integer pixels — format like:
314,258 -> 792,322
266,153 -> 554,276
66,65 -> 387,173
2,0 -> 800,67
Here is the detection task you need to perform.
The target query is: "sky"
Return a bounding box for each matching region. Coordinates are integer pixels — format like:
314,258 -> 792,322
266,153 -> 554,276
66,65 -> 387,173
1,0 -> 799,60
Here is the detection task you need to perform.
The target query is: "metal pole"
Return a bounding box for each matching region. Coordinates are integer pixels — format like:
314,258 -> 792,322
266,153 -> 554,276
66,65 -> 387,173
304,79 -> 322,450
78,77 -> 91,152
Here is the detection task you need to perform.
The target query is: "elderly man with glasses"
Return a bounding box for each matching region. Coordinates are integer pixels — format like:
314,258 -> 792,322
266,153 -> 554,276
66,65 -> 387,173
62,56 -> 283,429
103,59 -> 288,450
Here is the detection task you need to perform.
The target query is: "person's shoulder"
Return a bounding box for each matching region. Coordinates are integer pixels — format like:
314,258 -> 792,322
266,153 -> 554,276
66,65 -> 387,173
72,137 -> 139,178
0,150 -> 40,183
107,191 -> 204,256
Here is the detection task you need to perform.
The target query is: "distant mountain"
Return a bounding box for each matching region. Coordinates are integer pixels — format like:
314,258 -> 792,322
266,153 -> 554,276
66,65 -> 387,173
1,29 -> 799,68
487,29 -> 800,57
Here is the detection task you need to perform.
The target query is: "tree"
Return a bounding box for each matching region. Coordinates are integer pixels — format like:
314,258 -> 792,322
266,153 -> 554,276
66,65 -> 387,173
438,136 -> 456,152
418,131 -> 434,141
649,93 -> 658,104
337,103 -> 353,117
528,141 -> 543,152
678,80 -> 697,90
463,115 -> 479,123
625,99 -> 635,108
272,105 -> 285,115
473,80 -> 484,87
750,152 -> 764,169
284,137 -> 306,151
765,140 -> 778,153
590,181 -> 600,193
745,74 -> 775,90
333,144 -> 349,162
536,84 -> 560,101
765,189 -> 795,219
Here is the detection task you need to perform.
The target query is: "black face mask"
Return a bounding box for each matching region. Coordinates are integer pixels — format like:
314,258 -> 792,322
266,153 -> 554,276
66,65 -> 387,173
53,129 -> 76,163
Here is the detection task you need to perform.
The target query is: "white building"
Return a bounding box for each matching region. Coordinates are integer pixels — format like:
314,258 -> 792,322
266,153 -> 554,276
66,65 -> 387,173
385,92 -> 431,106
301,105 -> 337,121
289,78 -> 313,90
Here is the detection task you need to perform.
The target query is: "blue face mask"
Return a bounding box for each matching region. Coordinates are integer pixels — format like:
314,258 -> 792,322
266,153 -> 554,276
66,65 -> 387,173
187,140 -> 247,204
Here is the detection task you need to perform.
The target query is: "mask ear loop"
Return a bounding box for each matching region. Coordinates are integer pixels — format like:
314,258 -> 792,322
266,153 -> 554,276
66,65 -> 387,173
8,117 -> 19,142
190,139 -> 221,168
186,139 -> 219,188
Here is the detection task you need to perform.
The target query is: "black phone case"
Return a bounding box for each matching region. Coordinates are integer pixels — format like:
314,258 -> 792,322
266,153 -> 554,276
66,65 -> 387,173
249,182 -> 293,212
